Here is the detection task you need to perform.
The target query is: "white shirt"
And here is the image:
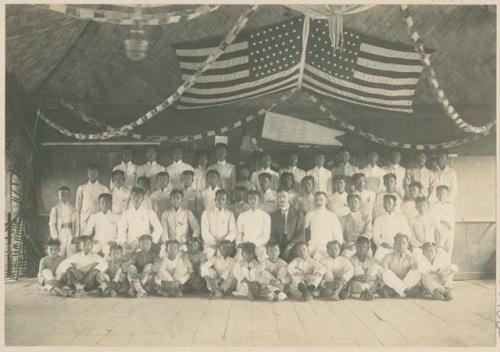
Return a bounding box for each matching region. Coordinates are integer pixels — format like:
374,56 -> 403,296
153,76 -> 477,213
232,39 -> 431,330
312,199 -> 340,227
432,166 -> 458,202
208,161 -> 236,191
354,189 -> 376,218
201,208 -> 237,248
201,254 -> 236,280
56,251 -> 108,280
111,161 -> 138,190
373,192 -> 402,218
151,186 -> 173,217
321,256 -> 354,282
49,203 -> 78,239
236,208 -> 271,247
417,249 -> 458,274
280,166 -> 306,191
373,212 -> 410,247
305,208 -> 343,258
409,213 -> 437,248
117,205 -> 163,244
361,164 -> 386,193
429,201 -> 455,230
251,168 -> 280,192
401,200 -> 419,223
194,167 -> 207,191
138,161 -> 166,191
83,210 -> 119,245
287,256 -> 326,278
166,160 -> 194,190
307,167 -> 333,194
75,181 -> 110,227
327,192 -> 350,217
404,166 -> 435,197
384,164 -> 406,198
111,186 -> 131,215
161,207 -> 200,243
332,163 -> 358,178
197,186 -> 220,214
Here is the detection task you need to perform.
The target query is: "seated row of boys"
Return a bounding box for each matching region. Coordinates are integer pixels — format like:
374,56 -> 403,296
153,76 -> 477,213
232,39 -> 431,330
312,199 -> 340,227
39,232 -> 457,302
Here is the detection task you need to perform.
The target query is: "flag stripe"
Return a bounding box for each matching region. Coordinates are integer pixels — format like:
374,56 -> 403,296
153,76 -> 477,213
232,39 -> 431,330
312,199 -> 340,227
304,64 -> 416,97
354,64 -> 421,79
361,35 -> 424,55
180,75 -> 298,104
353,71 -> 420,86
357,57 -> 423,73
177,48 -> 248,63
304,73 -> 413,105
182,70 -> 250,83
351,77 -> 417,91
177,83 -> 297,109
179,56 -> 249,70
358,50 -> 422,67
184,65 -> 299,95
303,82 -> 413,113
181,63 -> 249,76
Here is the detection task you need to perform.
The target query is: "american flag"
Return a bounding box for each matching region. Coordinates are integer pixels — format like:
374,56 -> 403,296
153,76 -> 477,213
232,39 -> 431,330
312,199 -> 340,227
303,19 -> 426,113
174,17 -> 304,110
174,17 -> 427,112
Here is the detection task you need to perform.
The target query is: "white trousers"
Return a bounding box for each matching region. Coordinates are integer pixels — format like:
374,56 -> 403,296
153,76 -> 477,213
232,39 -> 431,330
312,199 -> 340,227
382,269 -> 421,297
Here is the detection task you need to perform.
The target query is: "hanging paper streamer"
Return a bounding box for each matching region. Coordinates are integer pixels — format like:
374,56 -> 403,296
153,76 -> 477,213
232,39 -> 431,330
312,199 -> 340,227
400,5 -> 495,135
37,4 -> 221,26
306,91 -> 493,150
41,88 -> 298,143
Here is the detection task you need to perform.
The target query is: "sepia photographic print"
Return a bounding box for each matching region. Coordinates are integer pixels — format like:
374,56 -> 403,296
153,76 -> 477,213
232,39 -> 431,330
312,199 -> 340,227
3,1 -> 498,349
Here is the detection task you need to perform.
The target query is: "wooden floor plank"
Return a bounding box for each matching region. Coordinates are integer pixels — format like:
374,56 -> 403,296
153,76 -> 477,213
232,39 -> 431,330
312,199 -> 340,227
292,301 -> 334,346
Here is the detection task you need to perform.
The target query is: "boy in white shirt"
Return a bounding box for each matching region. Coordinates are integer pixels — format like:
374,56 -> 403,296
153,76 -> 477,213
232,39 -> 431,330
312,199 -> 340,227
352,173 -> 376,218
373,194 -> 411,262
138,146 -> 166,192
232,242 -> 268,300
431,150 -> 458,202
418,242 -> 458,300
208,143 -> 236,191
287,242 -> 327,301
151,172 -> 172,218
251,152 -> 280,192
381,233 -> 422,298
373,173 -> 402,218
332,147 -> 358,185
341,194 -> 372,258
236,190 -> 271,261
230,186 -> 250,219
327,175 -> 350,217
111,147 -> 138,190
305,192 -> 343,261
166,146 -> 194,190
404,151 -> 435,198
320,240 -> 354,300
384,149 -> 406,199
136,176 -> 153,210
181,170 -> 198,213
201,190 -> 237,258
193,150 -> 209,192
348,236 -> 383,301
155,240 -> 193,297
280,152 -> 306,192
260,241 -> 290,302
76,164 -> 110,230
127,234 -> 158,298
56,236 -> 108,298
430,185 -> 456,254
117,187 -> 163,255
111,170 -> 131,216
161,189 -> 200,252
307,151 -> 333,194
83,193 -> 119,257
38,239 -> 67,297
409,197 -> 438,257
401,181 -> 423,222
49,186 -> 79,258
258,173 -> 277,214
200,240 -> 237,298
279,172 -> 299,204
196,169 -> 221,216
361,150 -> 385,193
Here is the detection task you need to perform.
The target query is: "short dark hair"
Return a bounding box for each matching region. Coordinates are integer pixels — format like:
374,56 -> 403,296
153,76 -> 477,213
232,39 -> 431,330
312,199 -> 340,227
165,239 -> 180,248
98,193 -> 112,202
326,240 -> 341,249
247,190 -> 260,198
182,170 -> 194,177
78,235 -> 93,244
383,173 -> 396,183
347,193 -> 361,202
301,175 -> 315,185
436,185 -> 449,192
383,194 -> 398,202
57,186 -> 70,194
170,189 -> 184,198
215,189 -> 229,198
394,233 -> 409,243
109,242 -> 123,253
258,172 -> 272,181
46,239 -> 61,248
334,175 -> 345,182
355,236 -> 370,246
130,187 -> 144,196
112,170 -> 125,178
207,169 -> 220,178
415,196 -> 427,204
352,173 -> 366,183
157,171 -> 169,178
266,239 -> 280,249
409,181 -> 423,190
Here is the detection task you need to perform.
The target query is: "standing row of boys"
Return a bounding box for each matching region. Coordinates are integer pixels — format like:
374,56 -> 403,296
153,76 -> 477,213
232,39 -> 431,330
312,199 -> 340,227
40,144 -> 458,301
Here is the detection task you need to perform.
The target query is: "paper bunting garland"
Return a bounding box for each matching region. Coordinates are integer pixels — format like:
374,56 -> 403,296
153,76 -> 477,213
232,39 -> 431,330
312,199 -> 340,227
305,91 -> 493,150
39,5 -> 259,140
400,5 -> 495,135
41,88 -> 298,144
37,4 -> 221,26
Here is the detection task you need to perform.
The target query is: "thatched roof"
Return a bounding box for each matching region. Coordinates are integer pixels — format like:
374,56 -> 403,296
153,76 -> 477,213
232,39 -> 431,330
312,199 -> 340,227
5,4 -> 496,152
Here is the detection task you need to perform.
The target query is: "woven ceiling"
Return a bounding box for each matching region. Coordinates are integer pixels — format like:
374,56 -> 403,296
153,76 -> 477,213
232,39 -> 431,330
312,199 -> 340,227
6,4 -> 496,111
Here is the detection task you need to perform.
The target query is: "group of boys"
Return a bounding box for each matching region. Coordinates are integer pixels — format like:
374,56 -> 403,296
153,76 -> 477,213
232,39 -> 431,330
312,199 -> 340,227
40,144 -> 458,301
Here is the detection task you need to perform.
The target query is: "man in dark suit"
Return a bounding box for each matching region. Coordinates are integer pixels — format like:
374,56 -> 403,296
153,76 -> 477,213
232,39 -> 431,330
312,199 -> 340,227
270,189 -> 306,261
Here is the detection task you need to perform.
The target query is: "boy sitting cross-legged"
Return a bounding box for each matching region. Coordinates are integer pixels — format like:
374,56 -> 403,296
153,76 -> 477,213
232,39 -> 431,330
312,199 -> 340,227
55,235 -> 108,298
98,242 -> 131,297
320,240 -> 354,301
260,240 -> 291,302
184,237 -> 208,293
38,239 -> 69,297
155,240 -> 193,297
287,242 -> 327,301
200,240 -> 237,298
127,234 -> 158,298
